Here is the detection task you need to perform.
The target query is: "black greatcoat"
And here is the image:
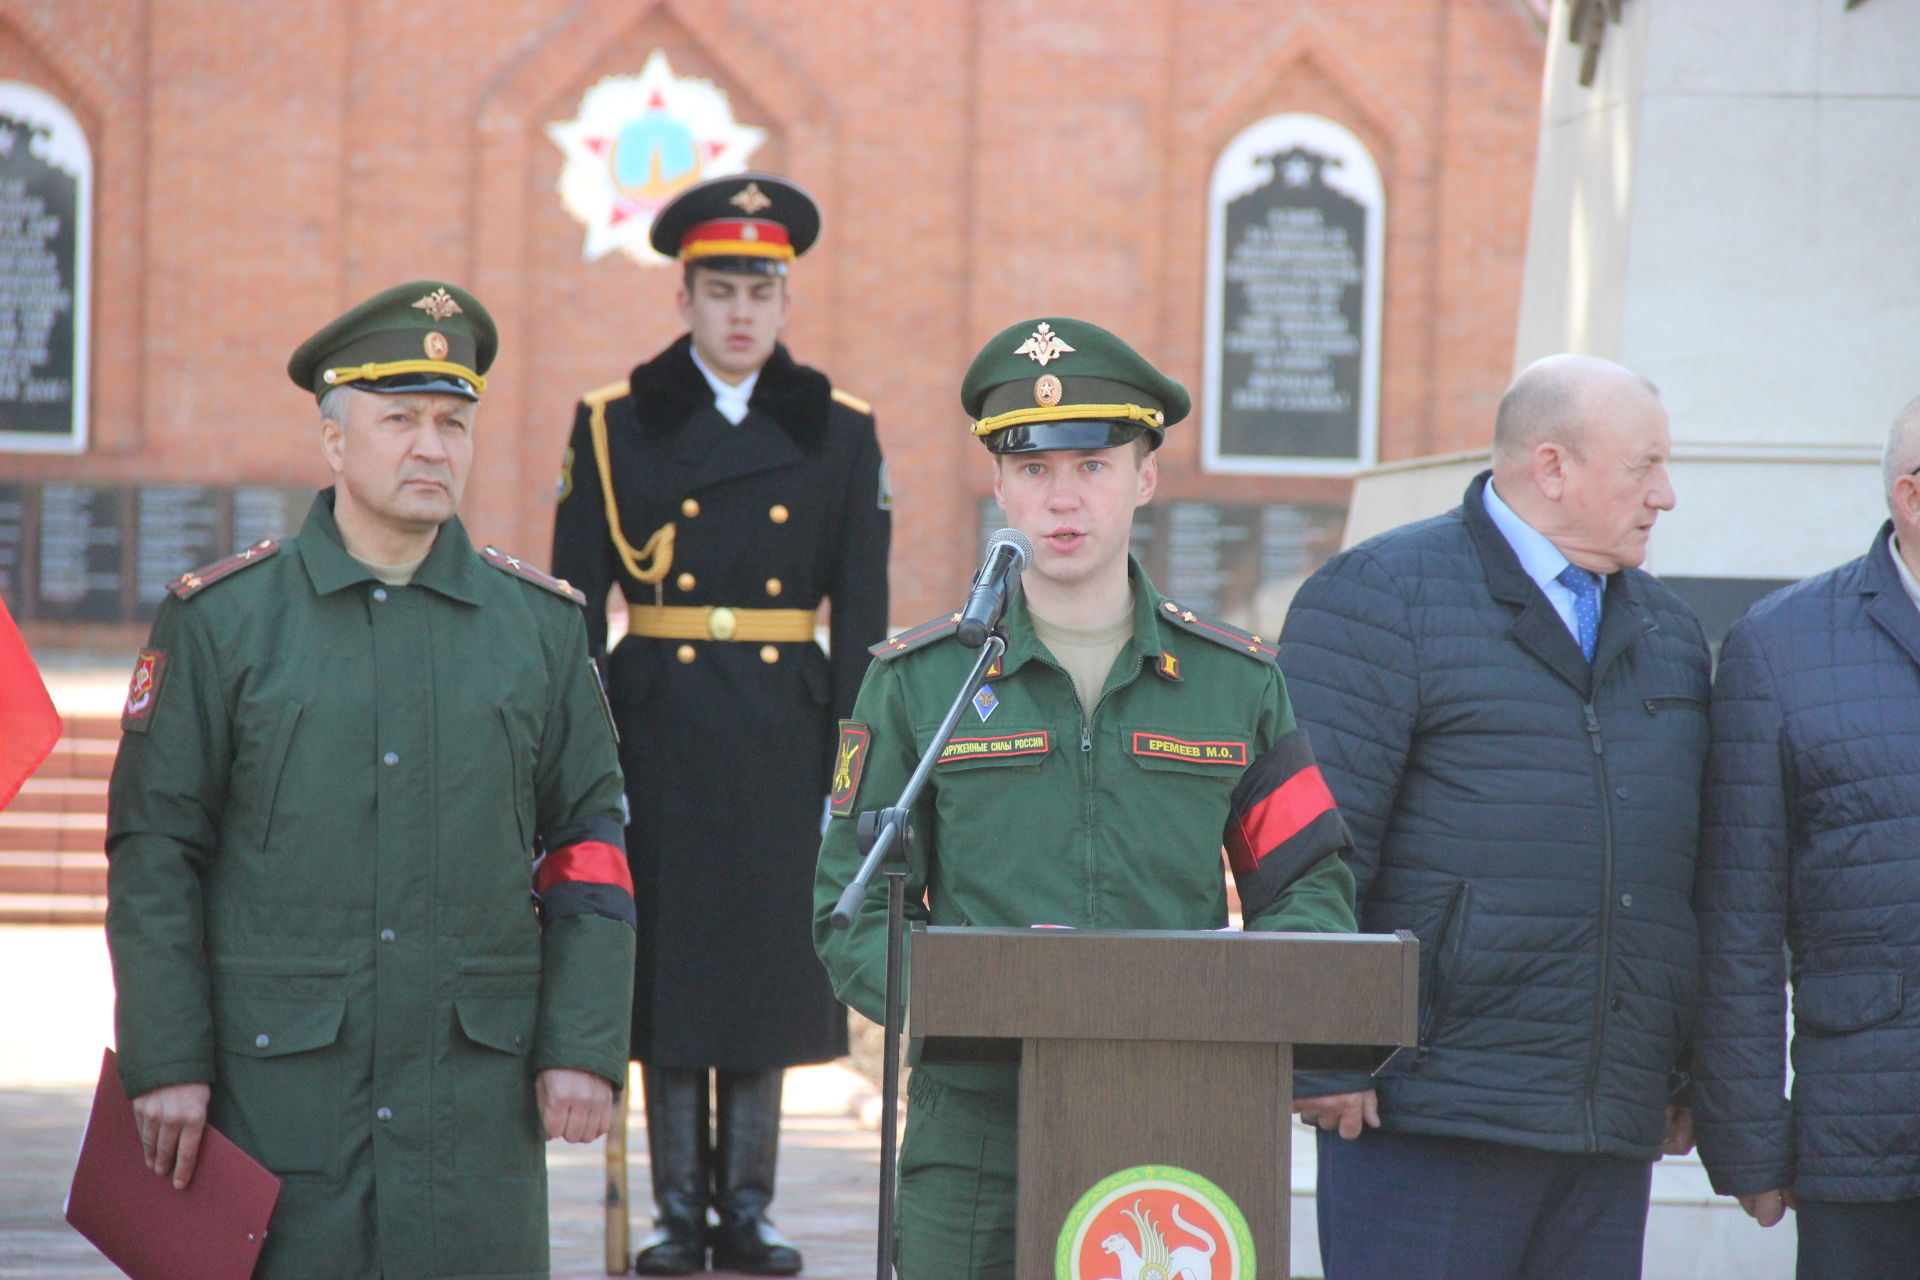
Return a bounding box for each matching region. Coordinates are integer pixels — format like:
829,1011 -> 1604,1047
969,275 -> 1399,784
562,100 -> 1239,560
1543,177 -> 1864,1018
552,335 -> 890,1068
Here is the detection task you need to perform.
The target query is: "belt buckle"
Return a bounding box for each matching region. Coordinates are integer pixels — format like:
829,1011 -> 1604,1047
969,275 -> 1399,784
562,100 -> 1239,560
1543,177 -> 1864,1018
708,607 -> 738,641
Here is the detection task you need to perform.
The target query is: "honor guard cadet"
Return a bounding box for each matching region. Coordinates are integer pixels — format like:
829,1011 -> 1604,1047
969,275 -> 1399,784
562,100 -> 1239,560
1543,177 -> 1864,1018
813,318 -> 1358,1280
552,172 -> 891,1274
104,283 -> 636,1280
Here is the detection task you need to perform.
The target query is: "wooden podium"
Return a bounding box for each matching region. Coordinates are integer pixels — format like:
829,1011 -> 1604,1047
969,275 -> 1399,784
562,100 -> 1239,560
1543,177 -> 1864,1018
909,926 -> 1418,1278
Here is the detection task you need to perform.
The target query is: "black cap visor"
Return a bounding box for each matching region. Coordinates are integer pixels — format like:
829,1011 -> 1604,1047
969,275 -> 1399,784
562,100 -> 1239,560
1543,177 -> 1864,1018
356,372 -> 482,402
985,418 -> 1156,454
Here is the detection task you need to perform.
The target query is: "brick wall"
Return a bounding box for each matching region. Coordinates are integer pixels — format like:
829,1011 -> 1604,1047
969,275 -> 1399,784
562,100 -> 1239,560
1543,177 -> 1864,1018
0,0 -> 1545,632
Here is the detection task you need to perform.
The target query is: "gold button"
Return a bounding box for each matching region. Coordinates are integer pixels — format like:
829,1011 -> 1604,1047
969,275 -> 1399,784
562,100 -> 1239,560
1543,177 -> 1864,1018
676,644 -> 696,664
681,498 -> 700,518
765,578 -> 783,597
677,572 -> 696,592
760,645 -> 780,664
769,504 -> 789,524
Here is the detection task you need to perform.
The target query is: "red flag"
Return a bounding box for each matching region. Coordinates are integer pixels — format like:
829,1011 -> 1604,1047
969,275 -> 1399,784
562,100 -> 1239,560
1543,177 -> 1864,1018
0,594 -> 61,810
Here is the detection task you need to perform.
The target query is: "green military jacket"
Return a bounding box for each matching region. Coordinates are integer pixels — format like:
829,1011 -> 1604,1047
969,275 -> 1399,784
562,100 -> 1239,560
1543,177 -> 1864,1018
106,491 -> 634,1280
814,559 -> 1357,1090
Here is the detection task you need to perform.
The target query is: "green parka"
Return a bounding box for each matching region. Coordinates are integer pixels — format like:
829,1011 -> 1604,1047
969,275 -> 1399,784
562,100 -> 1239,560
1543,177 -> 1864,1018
106,492 -> 634,1280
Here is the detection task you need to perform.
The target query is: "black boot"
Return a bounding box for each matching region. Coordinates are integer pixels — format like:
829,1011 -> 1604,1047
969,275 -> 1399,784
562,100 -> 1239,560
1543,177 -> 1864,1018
635,1066 -> 711,1276
710,1068 -> 803,1275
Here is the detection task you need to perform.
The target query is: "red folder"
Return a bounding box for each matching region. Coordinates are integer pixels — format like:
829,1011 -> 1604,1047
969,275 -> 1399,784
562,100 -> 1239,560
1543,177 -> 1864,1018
66,1048 -> 282,1280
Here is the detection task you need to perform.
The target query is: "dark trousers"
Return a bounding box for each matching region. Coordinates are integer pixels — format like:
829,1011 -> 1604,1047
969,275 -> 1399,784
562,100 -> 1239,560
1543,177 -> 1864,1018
1316,1127 -> 1652,1280
1797,1198 -> 1920,1280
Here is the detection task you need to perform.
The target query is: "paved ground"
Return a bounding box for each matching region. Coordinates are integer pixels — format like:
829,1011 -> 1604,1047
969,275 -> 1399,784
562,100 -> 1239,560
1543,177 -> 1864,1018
0,924 -> 886,1279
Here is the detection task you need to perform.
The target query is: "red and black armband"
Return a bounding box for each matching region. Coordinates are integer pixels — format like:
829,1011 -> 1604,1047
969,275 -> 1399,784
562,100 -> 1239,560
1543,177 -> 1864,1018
533,816 -> 636,928
1225,729 -> 1351,919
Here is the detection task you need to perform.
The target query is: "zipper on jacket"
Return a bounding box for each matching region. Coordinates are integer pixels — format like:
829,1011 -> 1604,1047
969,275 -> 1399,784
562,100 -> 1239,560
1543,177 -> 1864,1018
1581,699 -> 1616,1154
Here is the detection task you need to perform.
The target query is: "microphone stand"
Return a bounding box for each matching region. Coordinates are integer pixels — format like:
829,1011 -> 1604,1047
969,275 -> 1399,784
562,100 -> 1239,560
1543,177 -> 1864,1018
829,628 -> 1008,1280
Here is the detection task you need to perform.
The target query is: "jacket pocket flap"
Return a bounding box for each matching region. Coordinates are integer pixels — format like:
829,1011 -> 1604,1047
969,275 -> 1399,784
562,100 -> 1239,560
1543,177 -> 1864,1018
454,993 -> 537,1056
215,996 -> 347,1058
1795,969 -> 1903,1033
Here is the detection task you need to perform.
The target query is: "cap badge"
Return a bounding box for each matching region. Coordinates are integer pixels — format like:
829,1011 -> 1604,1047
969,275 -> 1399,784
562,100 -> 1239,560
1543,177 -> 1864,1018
423,331 -> 450,360
411,288 -> 463,321
730,181 -> 773,214
1015,321 -> 1075,367
741,223 -> 759,241
1033,374 -> 1063,407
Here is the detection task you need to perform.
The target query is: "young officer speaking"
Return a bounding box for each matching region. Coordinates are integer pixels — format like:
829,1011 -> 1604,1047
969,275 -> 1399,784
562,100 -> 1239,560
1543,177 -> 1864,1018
814,317 -> 1357,1280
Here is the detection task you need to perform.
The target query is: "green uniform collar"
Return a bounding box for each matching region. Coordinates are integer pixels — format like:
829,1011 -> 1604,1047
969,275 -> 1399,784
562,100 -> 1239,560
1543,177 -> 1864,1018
297,489 -> 485,606
999,556 -> 1168,680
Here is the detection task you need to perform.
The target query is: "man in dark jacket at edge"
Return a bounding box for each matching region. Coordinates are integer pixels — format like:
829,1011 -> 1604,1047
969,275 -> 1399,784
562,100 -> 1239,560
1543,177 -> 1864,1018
1277,354 -> 1710,1280
1691,399 -> 1920,1279
552,172 -> 889,1276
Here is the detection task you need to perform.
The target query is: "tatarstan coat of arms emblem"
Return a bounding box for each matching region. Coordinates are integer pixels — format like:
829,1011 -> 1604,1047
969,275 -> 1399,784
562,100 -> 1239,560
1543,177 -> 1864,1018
546,49 -> 767,266
1056,1165 -> 1253,1280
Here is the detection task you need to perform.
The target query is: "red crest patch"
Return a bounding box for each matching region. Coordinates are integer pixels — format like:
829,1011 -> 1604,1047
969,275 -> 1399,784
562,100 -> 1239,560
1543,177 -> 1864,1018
830,721 -> 870,817
121,649 -> 169,733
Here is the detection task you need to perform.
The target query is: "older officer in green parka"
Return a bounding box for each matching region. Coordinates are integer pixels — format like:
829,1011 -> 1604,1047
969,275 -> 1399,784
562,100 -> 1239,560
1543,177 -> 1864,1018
105,282 -> 635,1279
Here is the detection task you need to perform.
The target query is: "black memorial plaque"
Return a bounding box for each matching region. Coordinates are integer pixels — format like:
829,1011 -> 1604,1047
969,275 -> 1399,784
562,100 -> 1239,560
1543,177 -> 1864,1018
0,107 -> 80,444
0,480 -> 28,613
1219,146 -> 1369,463
135,486 -> 227,619
230,485 -> 309,552
35,483 -> 124,621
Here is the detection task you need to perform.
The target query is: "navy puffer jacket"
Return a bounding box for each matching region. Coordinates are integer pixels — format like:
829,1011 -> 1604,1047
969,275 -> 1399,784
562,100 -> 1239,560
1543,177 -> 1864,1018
1693,525 -> 1920,1201
1279,474 -> 1710,1161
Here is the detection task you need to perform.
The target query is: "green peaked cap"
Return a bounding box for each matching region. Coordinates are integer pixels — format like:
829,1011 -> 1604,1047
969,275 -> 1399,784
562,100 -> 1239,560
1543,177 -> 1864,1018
960,317 -> 1190,453
287,280 -> 498,403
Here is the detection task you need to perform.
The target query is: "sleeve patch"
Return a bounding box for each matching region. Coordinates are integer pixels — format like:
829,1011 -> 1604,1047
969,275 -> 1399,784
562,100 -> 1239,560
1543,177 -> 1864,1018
877,460 -> 892,512
556,446 -> 574,502
830,720 -> 870,817
120,649 -> 168,733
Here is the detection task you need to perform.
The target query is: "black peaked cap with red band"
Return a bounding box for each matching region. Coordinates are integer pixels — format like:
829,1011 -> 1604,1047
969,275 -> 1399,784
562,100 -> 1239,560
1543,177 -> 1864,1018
649,172 -> 821,276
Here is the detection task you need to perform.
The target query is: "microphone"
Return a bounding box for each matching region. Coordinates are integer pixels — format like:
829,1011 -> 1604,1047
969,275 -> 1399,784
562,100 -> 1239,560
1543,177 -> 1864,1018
955,529 -> 1033,648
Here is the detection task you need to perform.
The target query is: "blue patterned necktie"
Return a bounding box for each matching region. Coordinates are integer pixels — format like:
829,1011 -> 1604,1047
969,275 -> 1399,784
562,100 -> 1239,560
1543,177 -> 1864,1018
1556,564 -> 1602,661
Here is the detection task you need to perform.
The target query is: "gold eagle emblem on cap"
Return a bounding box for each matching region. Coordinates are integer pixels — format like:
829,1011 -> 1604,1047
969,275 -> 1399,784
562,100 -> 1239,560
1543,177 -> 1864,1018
1015,322 -> 1075,367
730,182 -> 773,214
411,288 -> 463,321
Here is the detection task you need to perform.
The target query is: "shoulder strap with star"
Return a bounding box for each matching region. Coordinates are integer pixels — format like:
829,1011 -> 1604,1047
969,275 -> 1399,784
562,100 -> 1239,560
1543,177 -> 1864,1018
168,539 -> 282,599
1155,598 -> 1278,663
482,546 -> 587,605
869,612 -> 961,660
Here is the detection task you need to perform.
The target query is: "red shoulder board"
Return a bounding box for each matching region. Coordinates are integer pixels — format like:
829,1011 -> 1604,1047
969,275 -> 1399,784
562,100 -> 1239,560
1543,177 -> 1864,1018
168,540 -> 281,599
1156,599 -> 1278,663
869,612 -> 961,660
482,546 -> 586,605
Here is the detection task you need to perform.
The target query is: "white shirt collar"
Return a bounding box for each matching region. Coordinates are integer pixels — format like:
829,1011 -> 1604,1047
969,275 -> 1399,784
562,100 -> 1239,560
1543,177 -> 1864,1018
689,345 -> 759,426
